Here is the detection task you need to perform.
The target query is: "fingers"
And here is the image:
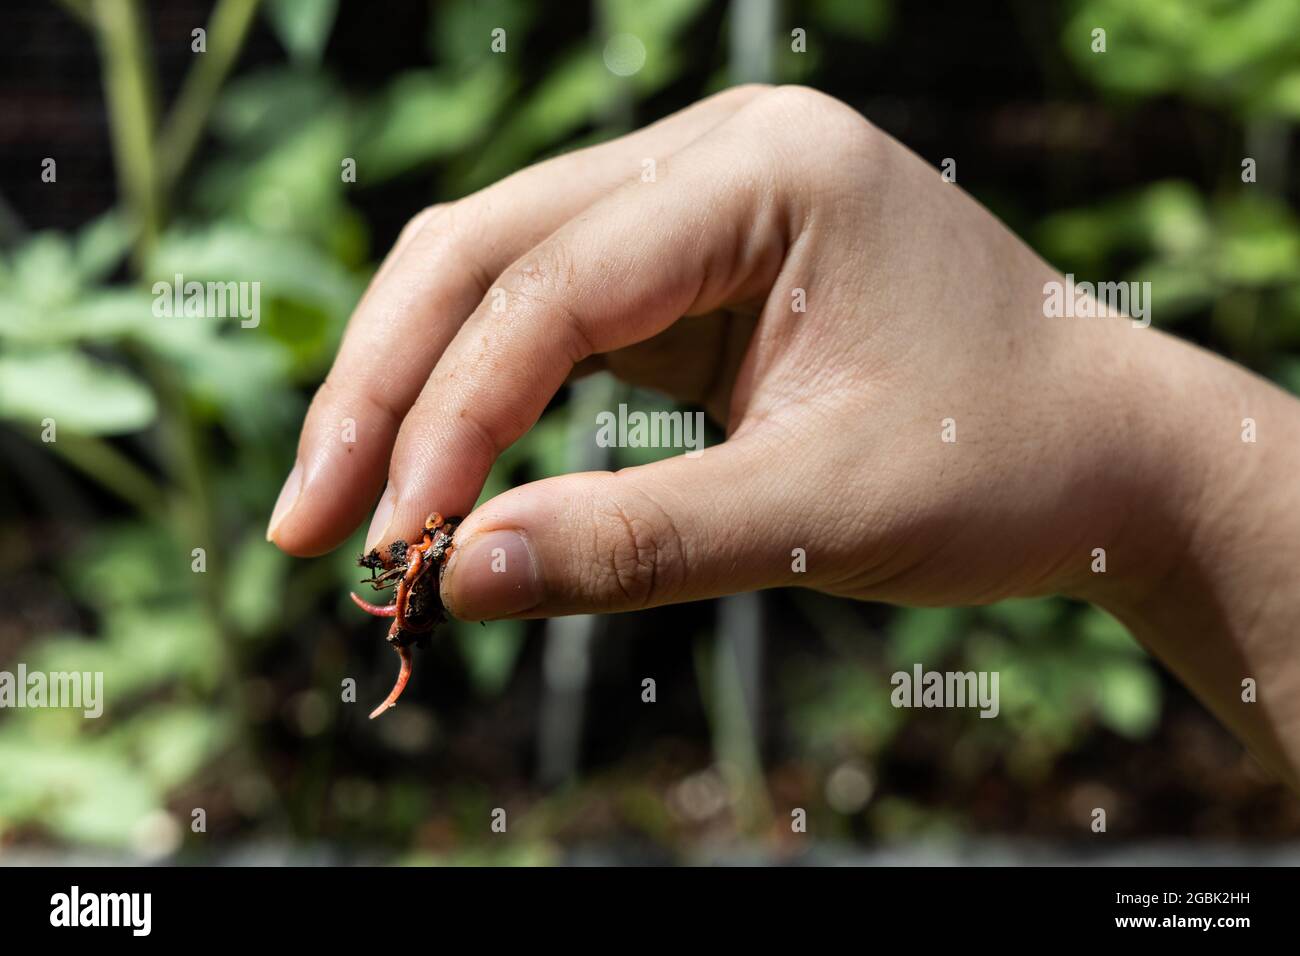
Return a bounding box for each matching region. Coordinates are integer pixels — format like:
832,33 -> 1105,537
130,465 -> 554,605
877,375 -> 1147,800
439,436 -> 798,619
365,104 -> 794,552
267,84 -> 771,555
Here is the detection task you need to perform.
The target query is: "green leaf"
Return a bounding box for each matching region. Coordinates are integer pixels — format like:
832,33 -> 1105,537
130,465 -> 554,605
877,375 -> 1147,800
812,0 -> 892,41
432,0 -> 535,69
602,0 -> 708,46
601,0 -> 709,88
454,51 -> 618,189
212,67 -> 338,143
29,608 -> 223,703
0,289 -> 156,345
980,598 -> 1059,639
263,0 -> 338,65
224,534 -> 291,634
61,523 -> 189,610
74,211 -> 135,283
195,111 -> 352,238
1094,661 -> 1161,739
1065,0 -> 1300,118
1131,257 -> 1217,323
1216,197 -> 1300,285
106,608 -> 225,695
147,225 -> 362,319
357,66 -> 510,181
125,706 -> 232,791
527,411 -> 572,479
888,607 -> 963,668
0,350 -> 157,435
10,232 -> 81,307
0,733 -> 160,848
1138,181 -> 1212,257
787,663 -> 903,755
1267,69 -> 1300,118
142,320 -> 291,425
1078,607 -> 1144,656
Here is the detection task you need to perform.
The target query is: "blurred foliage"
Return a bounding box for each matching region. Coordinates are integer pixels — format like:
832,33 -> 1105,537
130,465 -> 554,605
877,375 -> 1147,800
1,0 -> 1297,860
1066,0 -> 1300,118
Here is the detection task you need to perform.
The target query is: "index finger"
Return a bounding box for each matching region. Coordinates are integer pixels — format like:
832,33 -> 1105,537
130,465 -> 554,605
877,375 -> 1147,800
267,85 -> 770,555
365,99 -> 797,551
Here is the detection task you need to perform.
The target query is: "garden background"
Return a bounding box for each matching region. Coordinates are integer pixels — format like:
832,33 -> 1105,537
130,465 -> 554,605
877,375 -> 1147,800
1,0 -> 1299,863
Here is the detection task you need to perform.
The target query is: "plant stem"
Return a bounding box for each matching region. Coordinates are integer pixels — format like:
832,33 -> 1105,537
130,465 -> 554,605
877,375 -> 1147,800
91,0 -> 162,270
158,0 -> 262,193
710,595 -> 774,836
143,349 -> 290,824
81,0 -> 286,830
47,432 -> 166,521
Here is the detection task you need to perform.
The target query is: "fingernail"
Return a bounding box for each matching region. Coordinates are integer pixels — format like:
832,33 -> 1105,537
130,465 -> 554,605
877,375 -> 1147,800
443,529 -> 543,620
266,462 -> 303,542
364,484 -> 397,552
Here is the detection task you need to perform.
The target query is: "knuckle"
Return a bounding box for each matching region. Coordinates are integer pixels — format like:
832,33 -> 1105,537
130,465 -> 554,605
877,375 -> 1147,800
590,485 -> 688,609
758,84 -> 848,119
503,240 -> 596,361
302,374 -> 392,458
447,397 -> 509,465
392,202 -> 461,269
733,87 -> 885,214
715,81 -> 773,107
758,84 -> 828,112
510,238 -> 579,300
412,201 -> 493,294
421,202 -> 471,253
752,85 -> 882,162
400,202 -> 449,243
360,386 -> 403,429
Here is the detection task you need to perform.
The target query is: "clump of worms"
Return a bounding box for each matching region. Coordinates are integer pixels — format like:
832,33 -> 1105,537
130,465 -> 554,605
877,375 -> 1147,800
351,512 -> 459,719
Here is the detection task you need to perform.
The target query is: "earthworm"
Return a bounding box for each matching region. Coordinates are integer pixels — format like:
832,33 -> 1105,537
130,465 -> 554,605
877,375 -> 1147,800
369,639 -> 413,720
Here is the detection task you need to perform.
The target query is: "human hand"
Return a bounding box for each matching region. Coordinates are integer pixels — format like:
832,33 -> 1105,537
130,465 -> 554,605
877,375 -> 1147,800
267,86 -> 1300,784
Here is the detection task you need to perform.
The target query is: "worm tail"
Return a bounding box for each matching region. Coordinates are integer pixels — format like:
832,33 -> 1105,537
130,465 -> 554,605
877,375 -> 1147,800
350,592 -> 399,617
369,642 -> 413,719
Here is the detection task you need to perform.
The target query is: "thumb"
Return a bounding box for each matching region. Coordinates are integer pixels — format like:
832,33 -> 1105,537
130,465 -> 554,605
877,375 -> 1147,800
439,438 -> 799,620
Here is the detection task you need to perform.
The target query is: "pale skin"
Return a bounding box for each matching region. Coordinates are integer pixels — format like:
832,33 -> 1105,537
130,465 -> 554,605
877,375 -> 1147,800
266,85 -> 1300,791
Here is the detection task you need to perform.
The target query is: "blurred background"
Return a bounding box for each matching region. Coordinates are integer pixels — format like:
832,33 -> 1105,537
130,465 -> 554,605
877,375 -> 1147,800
1,0 -> 1299,865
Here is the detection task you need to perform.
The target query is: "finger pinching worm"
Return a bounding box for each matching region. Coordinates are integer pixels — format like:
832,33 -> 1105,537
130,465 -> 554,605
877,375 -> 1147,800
350,512 -> 460,718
